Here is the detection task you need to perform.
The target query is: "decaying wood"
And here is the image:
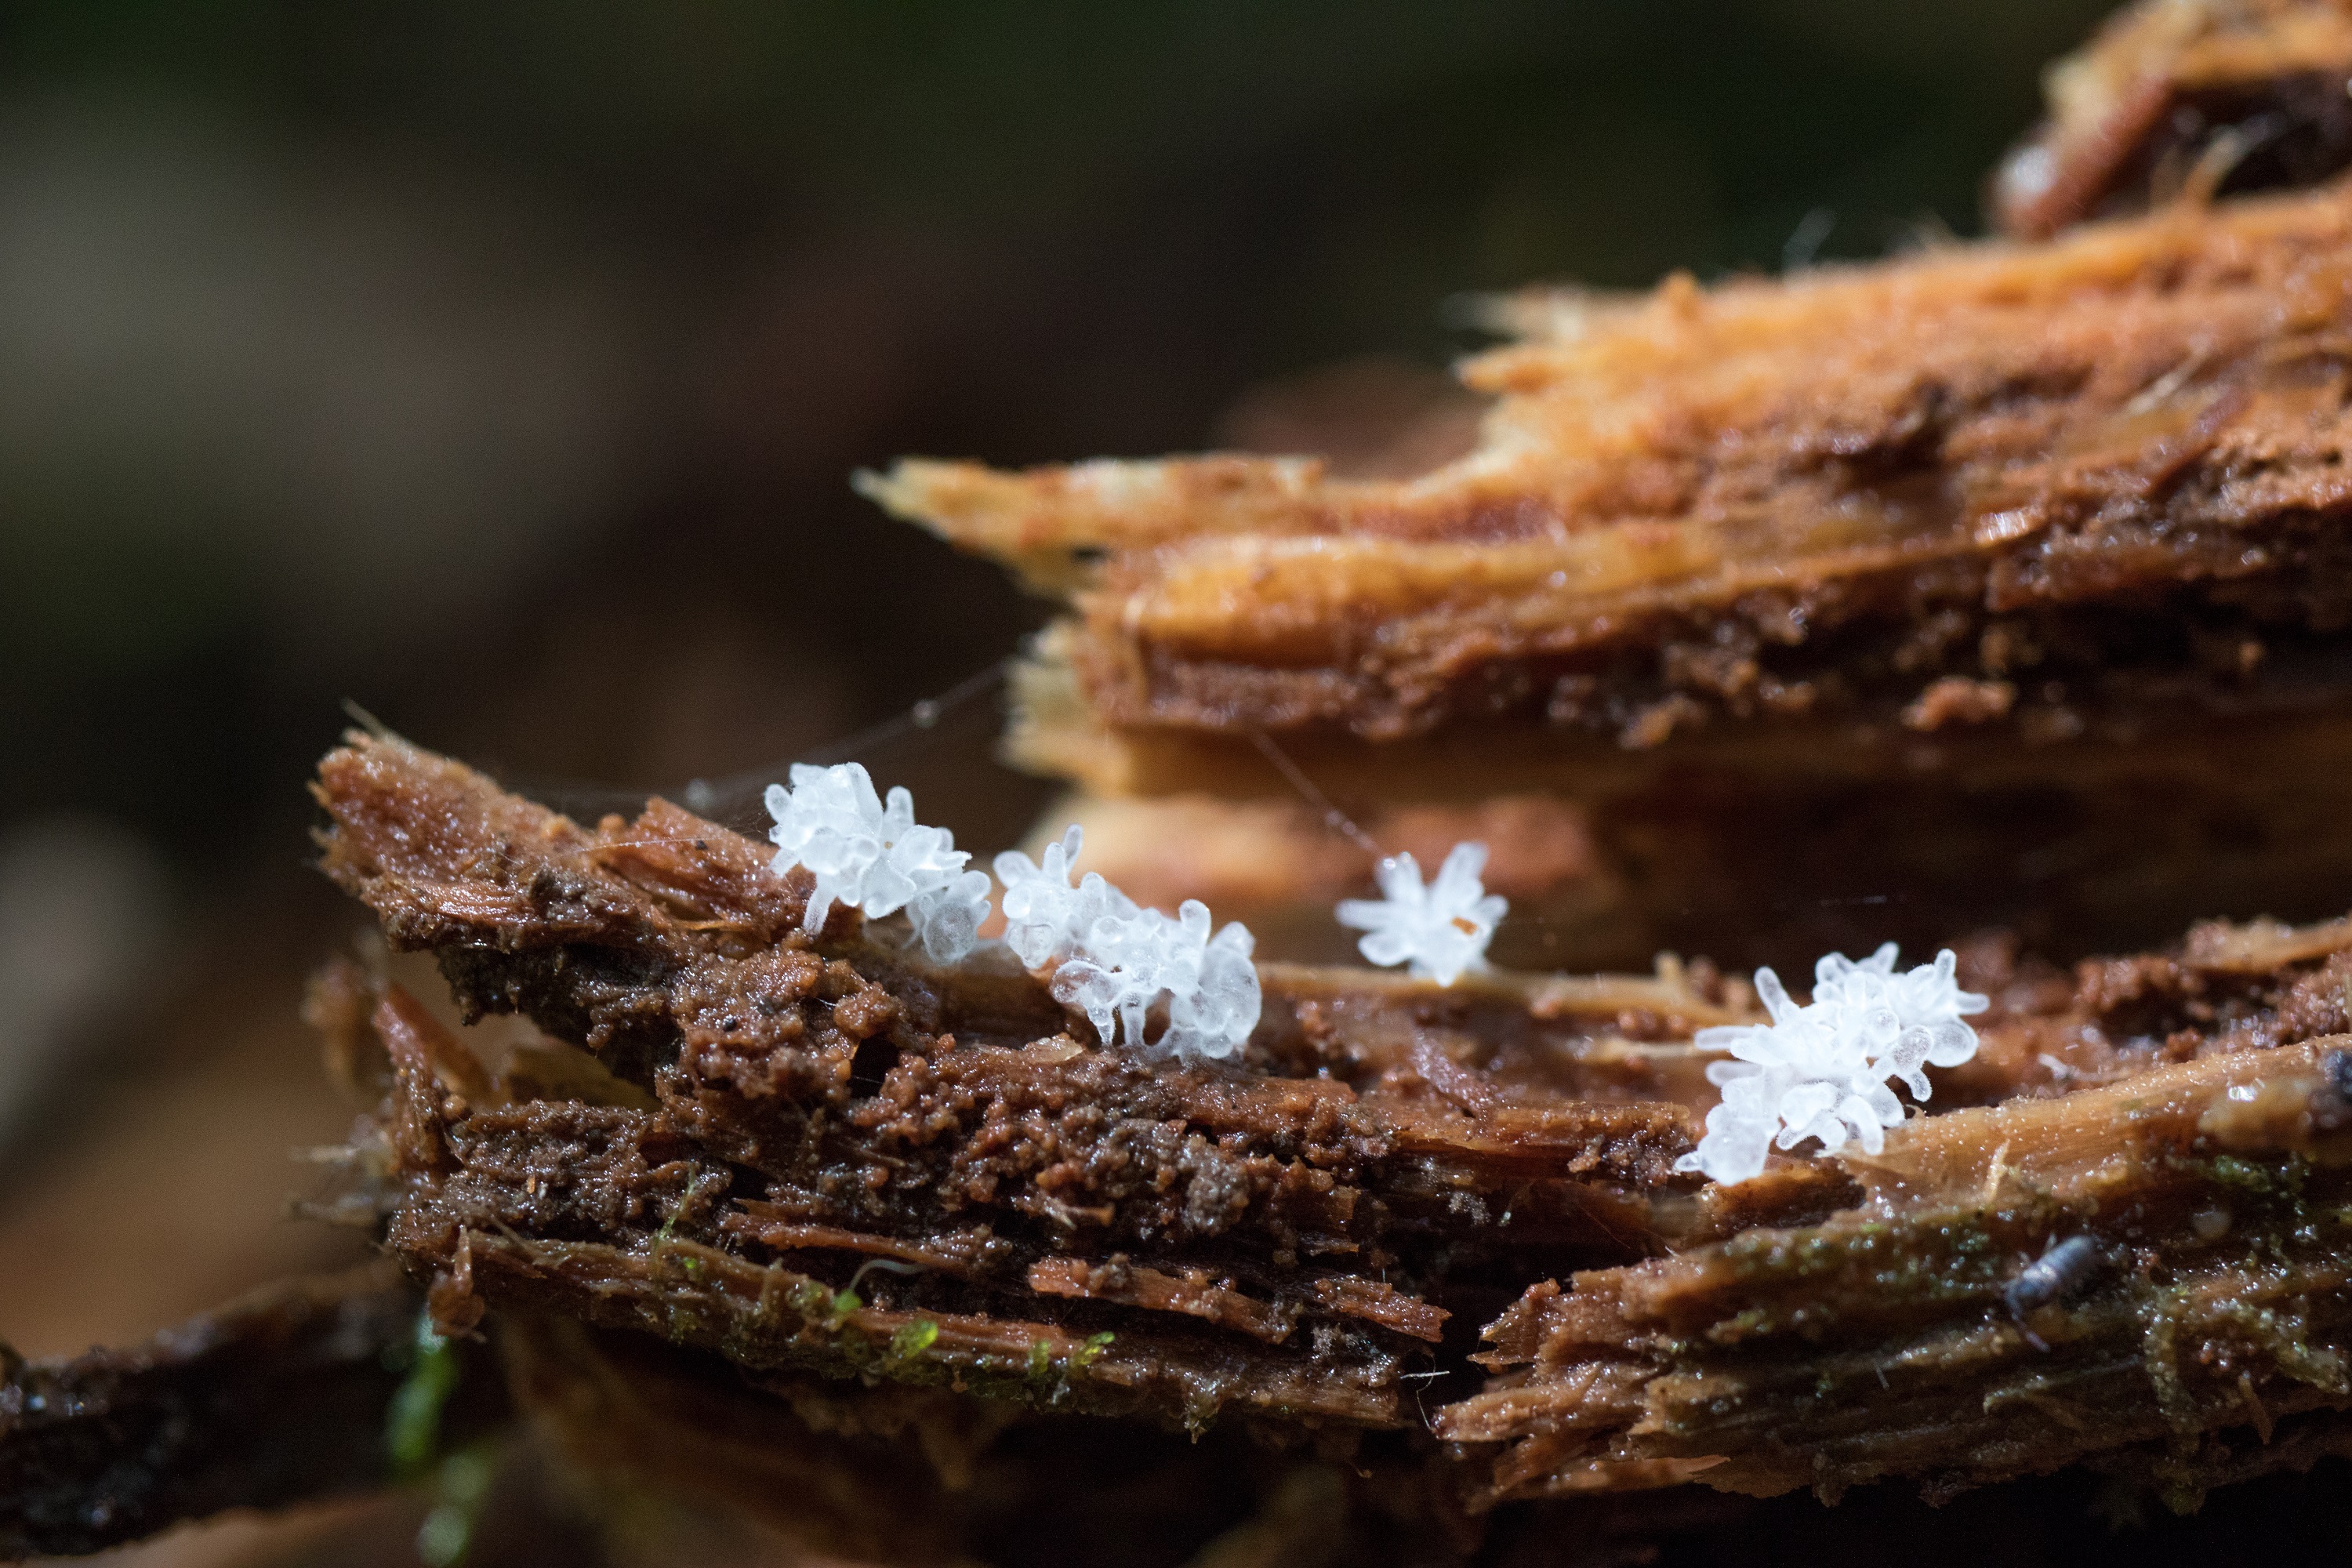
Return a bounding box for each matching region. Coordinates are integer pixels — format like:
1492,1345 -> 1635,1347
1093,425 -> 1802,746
29,728 -> 2352,1552
38,5 -> 2352,1552
306,731 -> 2352,1512
1994,0 -> 2352,240
869,178 -> 2352,788
314,729 -> 1743,1444
869,170 -> 2352,966
0,1266 -> 486,1559
497,1314 -> 980,1563
1448,1037 -> 2352,1505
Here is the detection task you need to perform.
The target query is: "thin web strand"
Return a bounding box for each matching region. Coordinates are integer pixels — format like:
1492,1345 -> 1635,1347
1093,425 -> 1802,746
495,659 -> 1015,834
1247,728 -> 1383,857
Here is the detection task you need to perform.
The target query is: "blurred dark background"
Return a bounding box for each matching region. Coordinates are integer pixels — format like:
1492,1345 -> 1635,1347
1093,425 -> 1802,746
0,0 -> 2117,1548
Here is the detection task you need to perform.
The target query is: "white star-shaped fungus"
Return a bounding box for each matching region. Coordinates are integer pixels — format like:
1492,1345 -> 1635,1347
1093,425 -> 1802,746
1334,841 -> 1508,985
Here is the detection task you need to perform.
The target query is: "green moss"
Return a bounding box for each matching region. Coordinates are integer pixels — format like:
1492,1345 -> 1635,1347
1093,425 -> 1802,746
2140,1284 -> 2199,1439
1702,1209 -> 2023,1345
385,1314 -> 459,1481
2210,1156 -> 2274,1194
782,1276 -> 862,1330
2214,1301 -> 2348,1393
641,1252 -> 1148,1418
888,1319 -> 941,1363
1007,1330 -> 1117,1404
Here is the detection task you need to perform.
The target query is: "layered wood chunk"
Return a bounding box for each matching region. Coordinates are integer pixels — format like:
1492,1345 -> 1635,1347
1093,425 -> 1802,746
1449,1039 -> 2352,1504
871,176 -> 2352,962
874,181 -> 2352,793
1994,0 -> 2352,240
313,730 -> 1740,1442
305,731 -> 2352,1506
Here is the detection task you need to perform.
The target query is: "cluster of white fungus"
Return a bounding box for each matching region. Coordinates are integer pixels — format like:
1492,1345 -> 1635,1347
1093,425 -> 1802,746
764,767 -> 1263,1059
759,761 -> 1976,1153
757,756 -> 1981,1160
1334,841 -> 1506,985
763,763 -> 992,964
1675,944 -> 1988,1185
994,826 -> 1261,1061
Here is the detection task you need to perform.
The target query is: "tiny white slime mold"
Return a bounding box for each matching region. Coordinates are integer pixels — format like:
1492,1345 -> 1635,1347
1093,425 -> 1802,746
763,762 -> 992,964
995,825 -> 1261,1062
1676,944 -> 1988,1185
1334,840 -> 1507,985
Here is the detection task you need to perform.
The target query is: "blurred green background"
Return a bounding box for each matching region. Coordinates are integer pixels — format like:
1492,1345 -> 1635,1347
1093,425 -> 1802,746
0,0 -> 2116,1388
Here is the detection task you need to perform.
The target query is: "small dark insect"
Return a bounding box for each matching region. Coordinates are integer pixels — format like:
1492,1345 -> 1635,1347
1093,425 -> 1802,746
2003,1234 -> 2102,1350
2310,1047 -> 2352,1132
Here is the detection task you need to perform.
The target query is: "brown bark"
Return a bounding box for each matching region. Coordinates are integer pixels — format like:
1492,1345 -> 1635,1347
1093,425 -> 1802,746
310,731 -> 2352,1511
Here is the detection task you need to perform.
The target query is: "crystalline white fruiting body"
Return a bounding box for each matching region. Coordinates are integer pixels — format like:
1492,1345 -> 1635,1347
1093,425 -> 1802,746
1675,943 -> 1989,1185
994,826 -> 1261,1061
1334,841 -> 1508,985
995,826 -> 1134,969
763,763 -> 992,964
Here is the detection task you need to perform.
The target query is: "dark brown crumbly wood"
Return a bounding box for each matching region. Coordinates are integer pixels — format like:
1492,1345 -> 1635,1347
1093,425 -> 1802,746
0,1267 -> 492,1559
316,730 -> 1732,1439
311,731 -> 2352,1508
